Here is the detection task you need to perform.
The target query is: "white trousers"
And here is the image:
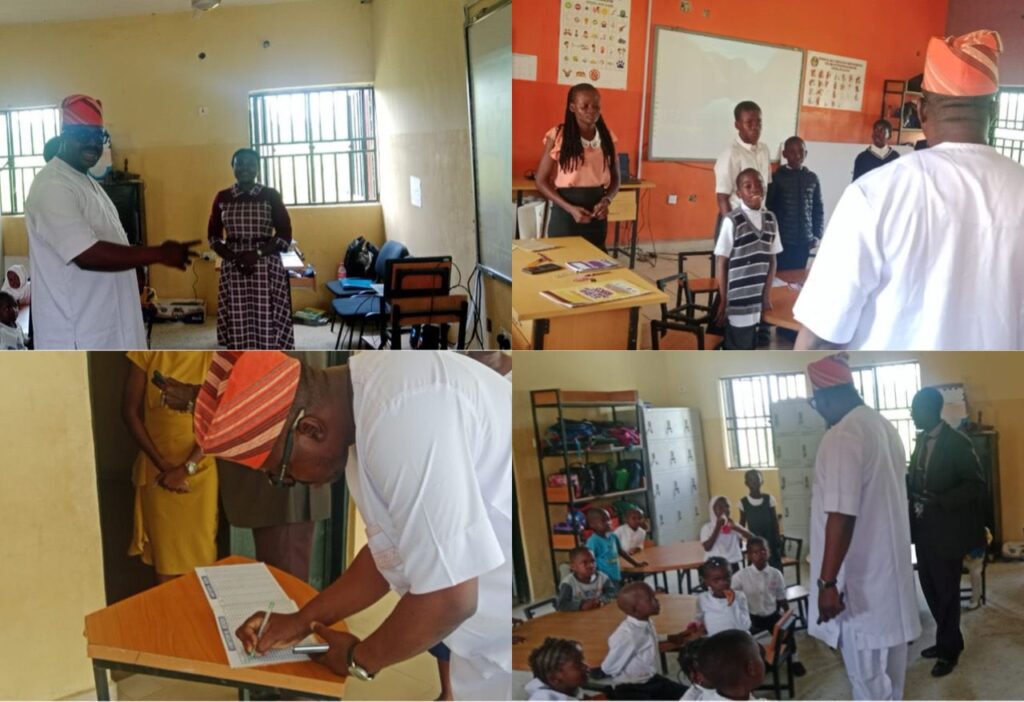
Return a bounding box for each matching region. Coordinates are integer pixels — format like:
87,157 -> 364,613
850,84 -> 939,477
838,628 -> 908,701
450,652 -> 511,701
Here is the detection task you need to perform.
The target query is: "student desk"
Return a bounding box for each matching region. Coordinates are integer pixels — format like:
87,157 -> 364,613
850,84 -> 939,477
621,541 -> 708,594
512,178 -> 655,269
512,594 -> 697,671
511,236 -> 666,350
84,555 -> 346,700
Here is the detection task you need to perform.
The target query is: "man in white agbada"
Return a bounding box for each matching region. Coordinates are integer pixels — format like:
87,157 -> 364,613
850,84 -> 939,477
794,29 -> 1024,351
25,94 -> 199,349
805,353 -> 921,700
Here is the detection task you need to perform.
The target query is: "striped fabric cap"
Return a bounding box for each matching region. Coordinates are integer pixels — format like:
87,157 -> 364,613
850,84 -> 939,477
61,94 -> 104,128
807,352 -> 853,390
193,351 -> 301,469
922,30 -> 1002,97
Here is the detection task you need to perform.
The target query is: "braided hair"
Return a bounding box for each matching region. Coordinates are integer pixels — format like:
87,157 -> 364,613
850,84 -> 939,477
557,83 -> 616,175
528,637 -> 584,685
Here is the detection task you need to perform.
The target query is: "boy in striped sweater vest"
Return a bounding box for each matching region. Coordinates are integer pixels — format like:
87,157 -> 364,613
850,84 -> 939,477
714,168 -> 783,350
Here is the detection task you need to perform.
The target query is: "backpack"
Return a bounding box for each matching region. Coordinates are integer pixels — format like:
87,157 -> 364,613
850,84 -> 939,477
343,236 -> 380,279
619,459 -> 645,489
569,462 -> 594,498
613,464 -> 630,492
545,420 -> 596,452
588,462 -> 614,495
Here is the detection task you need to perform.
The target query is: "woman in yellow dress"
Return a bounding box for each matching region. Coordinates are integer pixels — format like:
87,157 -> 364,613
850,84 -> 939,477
122,351 -> 217,583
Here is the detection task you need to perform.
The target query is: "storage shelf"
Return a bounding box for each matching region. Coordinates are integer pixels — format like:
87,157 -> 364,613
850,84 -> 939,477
541,444 -> 642,457
546,486 -> 649,505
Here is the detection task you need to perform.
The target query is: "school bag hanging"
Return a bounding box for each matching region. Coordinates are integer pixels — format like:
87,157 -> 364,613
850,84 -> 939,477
342,236 -> 380,279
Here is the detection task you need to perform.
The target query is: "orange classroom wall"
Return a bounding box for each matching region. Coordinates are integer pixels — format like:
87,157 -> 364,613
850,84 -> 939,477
513,0 -> 949,241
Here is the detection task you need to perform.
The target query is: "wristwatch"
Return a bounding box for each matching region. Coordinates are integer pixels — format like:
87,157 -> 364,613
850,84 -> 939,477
185,399 -> 195,414
255,247 -> 265,258
185,461 -> 199,476
817,578 -> 837,590
347,644 -> 374,682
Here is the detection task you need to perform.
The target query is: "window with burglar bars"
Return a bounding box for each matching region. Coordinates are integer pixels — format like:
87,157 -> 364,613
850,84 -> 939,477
720,361 -> 921,469
994,88 -> 1024,165
249,86 -> 378,206
0,106 -> 61,215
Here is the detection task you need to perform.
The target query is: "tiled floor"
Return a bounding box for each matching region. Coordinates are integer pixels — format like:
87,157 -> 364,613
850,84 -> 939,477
61,592 -> 442,701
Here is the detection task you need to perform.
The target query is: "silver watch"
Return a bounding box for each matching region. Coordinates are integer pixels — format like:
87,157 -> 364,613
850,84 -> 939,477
347,644 -> 374,682
185,461 -> 199,476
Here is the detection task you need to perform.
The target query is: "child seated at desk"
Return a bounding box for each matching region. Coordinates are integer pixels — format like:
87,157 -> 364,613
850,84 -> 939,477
698,630 -> 766,701
525,637 -> 590,700
679,637 -> 713,701
613,507 -> 648,556
0,291 -> 27,350
732,538 -> 805,676
586,507 -> 647,585
696,557 -> 751,636
1,264 -> 30,305
598,582 -> 696,700
700,497 -> 753,571
557,546 -> 618,612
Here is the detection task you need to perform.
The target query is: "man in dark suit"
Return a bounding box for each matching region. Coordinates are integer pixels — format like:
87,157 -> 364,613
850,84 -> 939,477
908,387 -> 986,678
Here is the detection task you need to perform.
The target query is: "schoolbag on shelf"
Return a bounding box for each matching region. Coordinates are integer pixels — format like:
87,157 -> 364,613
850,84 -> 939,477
545,420 -> 597,453
588,462 -> 614,495
619,459 -> 645,489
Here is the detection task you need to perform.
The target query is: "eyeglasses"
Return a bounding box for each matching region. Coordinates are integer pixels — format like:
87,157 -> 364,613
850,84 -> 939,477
267,408 -> 306,488
62,126 -> 111,146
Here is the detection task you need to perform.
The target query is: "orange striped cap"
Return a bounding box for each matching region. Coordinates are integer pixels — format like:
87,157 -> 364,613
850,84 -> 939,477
193,351 -> 301,469
922,30 -> 1002,97
807,352 -> 853,390
61,94 -> 104,128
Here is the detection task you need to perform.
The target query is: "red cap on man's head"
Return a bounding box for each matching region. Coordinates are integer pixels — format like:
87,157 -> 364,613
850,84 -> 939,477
61,94 -> 104,128
922,30 -> 1002,97
807,353 -> 854,391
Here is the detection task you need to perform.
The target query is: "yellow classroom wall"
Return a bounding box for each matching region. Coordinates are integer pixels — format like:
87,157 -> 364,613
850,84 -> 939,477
0,0 -> 384,311
0,354 -> 105,700
514,352 -> 1024,602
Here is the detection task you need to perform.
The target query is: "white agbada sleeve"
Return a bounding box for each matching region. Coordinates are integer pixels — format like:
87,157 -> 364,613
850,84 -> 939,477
28,180 -> 101,264
818,430 -> 864,518
358,387 -> 505,595
792,184 -> 883,344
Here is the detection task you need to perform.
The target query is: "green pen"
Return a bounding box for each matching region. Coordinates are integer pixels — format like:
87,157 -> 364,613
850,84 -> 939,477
250,602 -> 275,659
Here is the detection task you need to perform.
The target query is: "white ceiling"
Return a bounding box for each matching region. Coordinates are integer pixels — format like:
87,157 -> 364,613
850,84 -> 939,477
0,0 -> 319,25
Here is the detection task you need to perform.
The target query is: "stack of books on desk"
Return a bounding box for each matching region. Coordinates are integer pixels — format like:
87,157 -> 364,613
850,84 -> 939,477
565,259 -> 622,273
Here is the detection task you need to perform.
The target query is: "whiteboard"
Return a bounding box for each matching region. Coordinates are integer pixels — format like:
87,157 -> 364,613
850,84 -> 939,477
803,141 -> 913,226
648,28 -> 804,161
467,0 -> 512,282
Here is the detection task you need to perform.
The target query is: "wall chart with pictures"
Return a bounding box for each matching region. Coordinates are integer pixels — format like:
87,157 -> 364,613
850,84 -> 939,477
558,0 -> 631,90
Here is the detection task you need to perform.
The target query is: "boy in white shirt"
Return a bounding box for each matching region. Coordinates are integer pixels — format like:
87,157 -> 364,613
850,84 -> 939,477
714,101 -> 772,217
713,169 -> 783,350
696,557 -> 752,636
614,508 -> 648,555
599,582 -> 695,699
698,630 -> 767,701
732,537 -> 805,676
0,292 -> 27,350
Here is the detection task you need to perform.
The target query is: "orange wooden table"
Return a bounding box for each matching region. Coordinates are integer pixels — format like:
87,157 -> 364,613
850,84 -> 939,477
686,269 -> 808,332
512,594 -> 697,671
84,555 -> 346,700
621,540 -> 708,593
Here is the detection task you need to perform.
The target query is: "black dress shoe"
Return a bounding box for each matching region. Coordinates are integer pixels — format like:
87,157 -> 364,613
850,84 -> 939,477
921,645 -> 940,659
791,661 -> 807,677
931,659 -> 957,677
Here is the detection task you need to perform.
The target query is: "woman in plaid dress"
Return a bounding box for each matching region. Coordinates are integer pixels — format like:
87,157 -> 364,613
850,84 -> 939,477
208,149 -> 295,349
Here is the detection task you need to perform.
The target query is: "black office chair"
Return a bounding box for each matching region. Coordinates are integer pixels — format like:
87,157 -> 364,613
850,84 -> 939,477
377,256 -> 458,350
330,240 -> 408,349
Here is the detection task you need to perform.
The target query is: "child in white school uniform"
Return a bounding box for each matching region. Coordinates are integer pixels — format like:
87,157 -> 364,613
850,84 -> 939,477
0,292 -> 27,350
599,582 -> 697,700
732,537 -> 806,676
698,630 -> 767,701
614,507 -> 648,555
525,637 -> 589,700
700,496 -> 754,570
678,637 -> 713,701
696,557 -> 752,636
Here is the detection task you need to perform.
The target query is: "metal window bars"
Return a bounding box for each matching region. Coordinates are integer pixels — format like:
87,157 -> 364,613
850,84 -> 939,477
722,372 -> 807,469
721,362 -> 921,470
0,107 -> 61,215
248,86 -> 378,207
995,88 -> 1024,166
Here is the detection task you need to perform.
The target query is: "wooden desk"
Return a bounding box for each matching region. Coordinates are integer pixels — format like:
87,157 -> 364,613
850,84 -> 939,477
84,555 -> 346,700
281,251 -> 317,291
513,178 -> 655,269
763,269 -> 807,332
622,541 -> 708,594
511,236 -> 666,350
512,594 -> 697,671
